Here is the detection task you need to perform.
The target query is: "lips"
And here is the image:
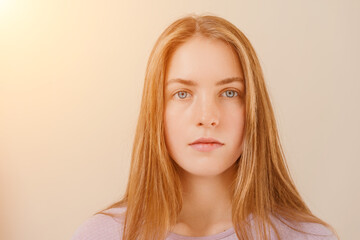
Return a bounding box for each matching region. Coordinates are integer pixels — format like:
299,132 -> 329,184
189,137 -> 224,145
189,137 -> 224,152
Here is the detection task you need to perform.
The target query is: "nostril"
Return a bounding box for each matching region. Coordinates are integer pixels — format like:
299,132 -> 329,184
198,120 -> 218,127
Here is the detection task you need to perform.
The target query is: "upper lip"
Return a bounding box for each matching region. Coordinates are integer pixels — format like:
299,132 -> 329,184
189,137 -> 224,145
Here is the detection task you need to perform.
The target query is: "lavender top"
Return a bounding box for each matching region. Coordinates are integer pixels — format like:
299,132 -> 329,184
71,207 -> 337,240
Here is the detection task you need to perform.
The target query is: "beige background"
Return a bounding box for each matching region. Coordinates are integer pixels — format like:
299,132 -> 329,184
1,0 -> 359,239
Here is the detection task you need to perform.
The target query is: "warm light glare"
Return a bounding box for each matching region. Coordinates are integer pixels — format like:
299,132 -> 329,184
0,0 -> 10,11
0,0 -> 14,17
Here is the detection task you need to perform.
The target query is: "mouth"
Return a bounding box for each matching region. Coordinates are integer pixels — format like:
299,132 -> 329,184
189,137 -> 224,152
189,143 -> 224,152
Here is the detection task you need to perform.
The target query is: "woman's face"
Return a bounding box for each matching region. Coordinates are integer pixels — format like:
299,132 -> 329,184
164,35 -> 246,177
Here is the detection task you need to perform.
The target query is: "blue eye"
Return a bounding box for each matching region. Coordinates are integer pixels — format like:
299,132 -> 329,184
174,90 -> 239,99
175,91 -> 190,99
222,90 -> 238,98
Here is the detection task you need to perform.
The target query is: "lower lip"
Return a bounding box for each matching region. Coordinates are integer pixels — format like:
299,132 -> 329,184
190,143 -> 223,152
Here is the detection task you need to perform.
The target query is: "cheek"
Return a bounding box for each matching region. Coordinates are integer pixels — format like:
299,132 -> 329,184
164,105 -> 183,130
164,106 -> 184,151
223,101 -> 245,121
223,105 -> 246,138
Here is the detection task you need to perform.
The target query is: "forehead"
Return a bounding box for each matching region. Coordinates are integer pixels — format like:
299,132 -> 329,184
165,36 -> 243,84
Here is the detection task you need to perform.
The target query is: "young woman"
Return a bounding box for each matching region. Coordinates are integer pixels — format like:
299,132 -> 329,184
71,14 -> 339,240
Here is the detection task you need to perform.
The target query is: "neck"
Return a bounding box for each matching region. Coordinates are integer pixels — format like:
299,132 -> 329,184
176,163 -> 237,230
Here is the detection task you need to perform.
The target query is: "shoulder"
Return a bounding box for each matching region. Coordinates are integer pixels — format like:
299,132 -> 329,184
269,214 -> 338,240
71,206 -> 127,240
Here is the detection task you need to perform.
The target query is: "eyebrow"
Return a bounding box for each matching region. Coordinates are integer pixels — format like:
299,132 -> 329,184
166,77 -> 244,87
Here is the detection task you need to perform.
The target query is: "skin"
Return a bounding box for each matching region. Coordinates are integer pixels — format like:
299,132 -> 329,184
164,35 -> 246,236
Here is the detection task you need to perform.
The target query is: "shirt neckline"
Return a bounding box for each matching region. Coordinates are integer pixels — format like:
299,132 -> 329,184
167,226 -> 235,240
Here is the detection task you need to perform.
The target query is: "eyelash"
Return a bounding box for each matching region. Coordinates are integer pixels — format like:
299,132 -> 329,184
173,89 -> 240,100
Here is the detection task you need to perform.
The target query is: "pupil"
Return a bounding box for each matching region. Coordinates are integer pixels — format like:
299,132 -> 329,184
178,91 -> 236,99
227,91 -> 234,97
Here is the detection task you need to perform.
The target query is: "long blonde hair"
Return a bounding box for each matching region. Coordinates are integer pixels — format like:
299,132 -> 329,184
100,14 -> 337,240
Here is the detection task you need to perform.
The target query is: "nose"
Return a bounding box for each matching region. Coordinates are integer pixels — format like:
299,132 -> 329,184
196,97 -> 220,128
